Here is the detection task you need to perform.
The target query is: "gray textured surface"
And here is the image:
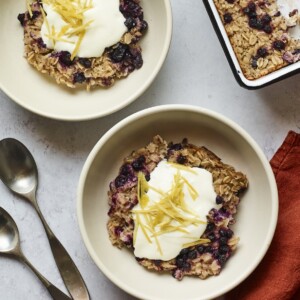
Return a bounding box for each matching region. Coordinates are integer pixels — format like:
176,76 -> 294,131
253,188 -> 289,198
0,0 -> 299,299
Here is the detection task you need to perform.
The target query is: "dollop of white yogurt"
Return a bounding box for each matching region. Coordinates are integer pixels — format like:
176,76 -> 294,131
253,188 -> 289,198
132,160 -> 219,261
41,0 -> 127,57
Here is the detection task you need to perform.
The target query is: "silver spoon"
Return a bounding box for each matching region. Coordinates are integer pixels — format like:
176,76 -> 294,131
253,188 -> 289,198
0,206 -> 71,300
0,138 -> 89,300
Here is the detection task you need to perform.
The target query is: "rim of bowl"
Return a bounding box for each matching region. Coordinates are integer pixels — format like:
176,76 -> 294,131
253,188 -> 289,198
0,0 -> 173,121
77,104 -> 278,300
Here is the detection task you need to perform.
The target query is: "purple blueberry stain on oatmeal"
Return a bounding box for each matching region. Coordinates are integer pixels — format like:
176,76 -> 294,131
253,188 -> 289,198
17,13 -> 26,26
263,24 -> 273,34
139,20 -> 148,32
120,163 -> 133,176
30,10 -> 41,20
218,244 -> 230,254
261,14 -> 272,25
145,173 -> 150,181
73,72 -> 86,84
243,2 -> 256,16
115,175 -> 128,188
206,222 -> 215,232
273,40 -> 286,51
124,17 -> 137,29
101,78 -> 113,87
218,255 -> 228,266
197,245 -> 205,254
205,245 -> 213,253
37,38 -> 47,48
187,250 -> 198,260
153,260 -> 162,267
109,43 -> 129,63
120,0 -> 143,18
251,58 -> 258,68
176,257 -> 185,268
216,195 -> 224,204
58,51 -> 74,67
274,11 -> 281,17
180,248 -> 190,256
257,47 -> 268,58
289,9 -> 298,17
132,52 -> 143,69
132,156 -> 146,171
249,18 -> 262,30
172,269 -> 184,280
176,154 -> 187,165
283,49 -> 300,63
219,236 -> 228,245
114,226 -> 123,236
243,2 -> 273,34
223,13 -> 233,24
219,228 -> 233,239
78,58 -> 92,68
207,232 -> 216,242
169,143 -> 183,151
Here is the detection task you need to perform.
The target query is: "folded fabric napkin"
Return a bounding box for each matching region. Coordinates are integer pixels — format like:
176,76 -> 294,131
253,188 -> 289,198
227,131 -> 300,300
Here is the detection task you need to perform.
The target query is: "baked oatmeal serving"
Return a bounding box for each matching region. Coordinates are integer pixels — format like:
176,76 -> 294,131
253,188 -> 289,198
213,0 -> 300,80
17,0 -> 148,89
107,136 -> 248,280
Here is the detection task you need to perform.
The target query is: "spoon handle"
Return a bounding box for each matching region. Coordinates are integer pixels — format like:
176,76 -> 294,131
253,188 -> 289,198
20,254 -> 71,300
34,203 -> 90,300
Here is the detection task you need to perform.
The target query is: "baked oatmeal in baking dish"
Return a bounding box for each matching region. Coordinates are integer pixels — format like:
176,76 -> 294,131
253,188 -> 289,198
107,136 -> 248,280
213,0 -> 300,80
17,0 -> 148,89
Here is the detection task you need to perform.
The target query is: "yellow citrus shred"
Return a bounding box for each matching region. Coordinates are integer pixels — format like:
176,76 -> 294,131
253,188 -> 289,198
167,162 -> 197,174
41,0 -> 94,59
133,219 -> 139,246
182,239 -> 211,248
40,6 -> 49,29
132,169 -> 207,255
154,226 -> 189,237
148,185 -> 165,196
71,30 -> 85,60
144,224 -> 163,255
26,0 -> 33,17
136,214 -> 152,244
181,176 -> 199,200
137,172 -> 149,208
45,34 -> 76,44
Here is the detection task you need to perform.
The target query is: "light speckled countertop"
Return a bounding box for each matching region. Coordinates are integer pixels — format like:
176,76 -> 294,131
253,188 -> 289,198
0,0 -> 299,299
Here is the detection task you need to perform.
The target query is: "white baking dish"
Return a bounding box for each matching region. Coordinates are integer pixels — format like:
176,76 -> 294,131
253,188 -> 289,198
203,0 -> 300,89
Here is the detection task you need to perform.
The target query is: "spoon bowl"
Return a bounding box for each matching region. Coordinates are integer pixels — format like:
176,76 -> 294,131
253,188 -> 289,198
0,138 -> 37,196
0,207 -> 19,253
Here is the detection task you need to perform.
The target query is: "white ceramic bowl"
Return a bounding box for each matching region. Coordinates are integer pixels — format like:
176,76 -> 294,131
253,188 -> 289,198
77,105 -> 278,300
0,1 -> 172,120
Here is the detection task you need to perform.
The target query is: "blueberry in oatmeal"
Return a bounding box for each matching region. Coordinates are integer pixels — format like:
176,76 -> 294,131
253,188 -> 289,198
107,136 -> 248,280
18,0 -> 148,90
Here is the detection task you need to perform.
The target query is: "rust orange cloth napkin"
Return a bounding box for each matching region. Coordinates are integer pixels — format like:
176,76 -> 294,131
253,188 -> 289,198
227,131 -> 300,300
